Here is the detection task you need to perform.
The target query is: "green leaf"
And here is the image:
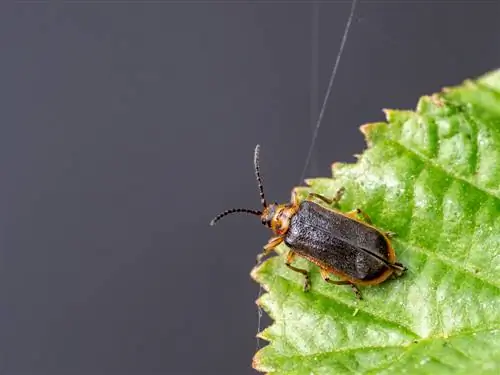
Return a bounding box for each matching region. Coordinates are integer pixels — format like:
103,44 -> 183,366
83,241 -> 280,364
251,69 -> 500,375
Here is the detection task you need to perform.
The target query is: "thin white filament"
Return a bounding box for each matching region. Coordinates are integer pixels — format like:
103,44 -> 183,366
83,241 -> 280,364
299,0 -> 358,184
255,285 -> 263,351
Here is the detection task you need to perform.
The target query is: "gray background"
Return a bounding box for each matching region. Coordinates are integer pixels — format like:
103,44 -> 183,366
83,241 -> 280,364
1,1 -> 499,374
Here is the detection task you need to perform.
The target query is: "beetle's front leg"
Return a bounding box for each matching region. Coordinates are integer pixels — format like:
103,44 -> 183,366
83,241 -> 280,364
285,251 -> 310,292
256,236 -> 283,264
290,189 -> 299,207
307,187 -> 345,208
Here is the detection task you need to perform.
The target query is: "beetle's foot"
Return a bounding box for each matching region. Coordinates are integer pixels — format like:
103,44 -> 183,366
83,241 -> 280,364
351,285 -> 362,300
332,186 -> 345,206
303,276 -> 311,292
392,262 -> 407,276
336,186 -> 346,194
385,231 -> 397,238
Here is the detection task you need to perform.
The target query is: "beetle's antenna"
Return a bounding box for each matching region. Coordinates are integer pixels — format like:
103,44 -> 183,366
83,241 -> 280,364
210,208 -> 262,226
253,144 -> 267,208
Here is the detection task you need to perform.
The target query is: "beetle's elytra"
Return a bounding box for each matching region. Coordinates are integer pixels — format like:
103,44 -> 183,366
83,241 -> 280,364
210,145 -> 406,299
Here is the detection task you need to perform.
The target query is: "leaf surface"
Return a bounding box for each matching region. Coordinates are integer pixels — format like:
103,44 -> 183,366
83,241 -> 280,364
252,69 -> 500,375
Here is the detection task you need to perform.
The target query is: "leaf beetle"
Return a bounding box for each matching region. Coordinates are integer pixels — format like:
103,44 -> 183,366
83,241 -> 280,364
210,145 -> 406,299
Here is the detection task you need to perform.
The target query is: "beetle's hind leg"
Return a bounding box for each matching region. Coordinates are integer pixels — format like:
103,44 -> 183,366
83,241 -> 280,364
285,251 -> 311,292
319,269 -> 362,300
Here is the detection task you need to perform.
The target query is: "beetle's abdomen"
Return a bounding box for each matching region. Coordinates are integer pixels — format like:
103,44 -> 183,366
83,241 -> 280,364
284,201 -> 391,281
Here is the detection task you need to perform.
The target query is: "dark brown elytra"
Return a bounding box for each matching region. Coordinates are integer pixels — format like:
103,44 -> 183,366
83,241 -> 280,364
210,145 -> 406,299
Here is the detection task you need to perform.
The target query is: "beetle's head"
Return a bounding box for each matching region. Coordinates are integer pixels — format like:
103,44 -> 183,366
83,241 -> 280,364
261,202 -> 294,236
210,145 -> 288,231
260,203 -> 278,228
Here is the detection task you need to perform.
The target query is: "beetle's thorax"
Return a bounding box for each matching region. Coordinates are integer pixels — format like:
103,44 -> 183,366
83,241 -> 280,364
261,203 -> 298,236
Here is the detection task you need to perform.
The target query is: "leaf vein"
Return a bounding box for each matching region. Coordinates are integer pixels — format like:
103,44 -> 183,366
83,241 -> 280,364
393,238 -> 499,289
385,137 -> 500,202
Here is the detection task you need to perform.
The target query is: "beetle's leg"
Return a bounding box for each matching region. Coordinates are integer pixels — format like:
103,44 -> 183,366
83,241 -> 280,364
332,186 -> 346,204
256,236 -> 283,263
290,189 -> 299,207
319,269 -> 362,300
385,231 -> 397,238
346,208 -> 373,224
285,251 -> 311,292
307,187 -> 345,207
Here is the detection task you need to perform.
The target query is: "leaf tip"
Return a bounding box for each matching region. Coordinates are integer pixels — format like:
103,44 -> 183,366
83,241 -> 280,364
383,108 -> 405,123
250,265 -> 259,281
251,257 -> 277,293
430,93 -> 445,107
463,78 -> 475,86
252,351 -> 263,372
253,348 -> 274,374
250,260 -> 267,289
382,107 -> 392,115
360,121 -> 387,145
359,122 -> 377,135
250,262 -> 267,287
331,161 -> 345,174
442,78 -> 476,94
254,291 -> 264,308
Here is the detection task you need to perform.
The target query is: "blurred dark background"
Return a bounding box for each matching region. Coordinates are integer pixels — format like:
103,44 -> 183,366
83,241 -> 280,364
0,1 -> 498,374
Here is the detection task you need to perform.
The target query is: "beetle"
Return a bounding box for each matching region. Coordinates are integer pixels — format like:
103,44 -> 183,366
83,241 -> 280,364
210,145 -> 406,299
